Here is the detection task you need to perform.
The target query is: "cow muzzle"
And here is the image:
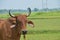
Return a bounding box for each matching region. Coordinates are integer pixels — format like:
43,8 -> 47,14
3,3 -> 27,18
22,30 -> 27,35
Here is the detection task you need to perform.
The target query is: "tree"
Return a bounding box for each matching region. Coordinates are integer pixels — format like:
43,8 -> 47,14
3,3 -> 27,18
34,8 -> 39,11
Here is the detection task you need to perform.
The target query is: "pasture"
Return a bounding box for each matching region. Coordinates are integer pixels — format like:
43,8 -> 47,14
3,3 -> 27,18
0,11 -> 60,40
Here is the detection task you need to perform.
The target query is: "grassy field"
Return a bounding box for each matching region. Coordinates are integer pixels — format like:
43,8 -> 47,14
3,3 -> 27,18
23,18 -> 60,40
0,11 -> 60,40
21,33 -> 60,40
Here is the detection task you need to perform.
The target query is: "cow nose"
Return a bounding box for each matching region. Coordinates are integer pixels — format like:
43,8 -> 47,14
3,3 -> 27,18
22,30 -> 27,35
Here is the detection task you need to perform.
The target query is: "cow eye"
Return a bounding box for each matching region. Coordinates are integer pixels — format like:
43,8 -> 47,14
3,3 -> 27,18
12,23 -> 16,25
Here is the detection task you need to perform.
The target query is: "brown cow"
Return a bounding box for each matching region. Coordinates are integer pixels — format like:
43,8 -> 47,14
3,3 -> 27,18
0,8 -> 34,40
8,8 -> 34,40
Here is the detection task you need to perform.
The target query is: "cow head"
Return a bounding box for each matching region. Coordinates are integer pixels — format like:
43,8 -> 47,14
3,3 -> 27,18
9,8 -> 34,35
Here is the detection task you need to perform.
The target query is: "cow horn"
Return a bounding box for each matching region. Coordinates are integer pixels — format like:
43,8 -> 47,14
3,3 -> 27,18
9,10 -> 15,18
27,8 -> 31,17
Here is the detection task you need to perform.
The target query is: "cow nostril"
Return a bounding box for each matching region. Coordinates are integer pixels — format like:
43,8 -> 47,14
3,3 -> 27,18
22,31 -> 27,35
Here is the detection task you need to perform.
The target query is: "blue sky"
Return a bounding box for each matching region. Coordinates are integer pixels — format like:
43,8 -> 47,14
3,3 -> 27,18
0,0 -> 60,9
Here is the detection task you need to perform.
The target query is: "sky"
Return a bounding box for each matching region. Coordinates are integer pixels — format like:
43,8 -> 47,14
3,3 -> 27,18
0,0 -> 60,10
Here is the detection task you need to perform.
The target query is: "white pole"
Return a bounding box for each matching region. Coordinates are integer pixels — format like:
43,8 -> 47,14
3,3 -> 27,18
42,0 -> 43,9
46,0 -> 48,12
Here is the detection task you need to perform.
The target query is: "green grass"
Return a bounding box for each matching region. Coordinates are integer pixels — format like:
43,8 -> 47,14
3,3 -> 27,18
21,18 -> 60,40
21,33 -> 60,40
20,18 -> 60,40
0,11 -> 60,40
29,11 -> 60,18
28,19 -> 60,30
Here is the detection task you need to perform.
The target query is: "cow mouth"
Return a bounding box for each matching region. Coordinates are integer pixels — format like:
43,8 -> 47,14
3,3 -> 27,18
22,30 -> 27,39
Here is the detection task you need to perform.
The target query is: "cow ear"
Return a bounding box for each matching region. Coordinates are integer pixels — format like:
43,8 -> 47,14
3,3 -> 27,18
27,21 -> 34,27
